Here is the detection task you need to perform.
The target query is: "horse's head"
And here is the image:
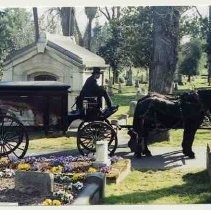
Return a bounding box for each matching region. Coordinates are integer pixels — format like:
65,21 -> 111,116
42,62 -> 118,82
127,129 -> 139,152
180,90 -> 209,118
180,91 -> 200,104
197,89 -> 211,113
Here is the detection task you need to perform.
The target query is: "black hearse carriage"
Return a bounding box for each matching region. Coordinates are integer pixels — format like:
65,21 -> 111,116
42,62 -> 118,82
0,81 -> 118,159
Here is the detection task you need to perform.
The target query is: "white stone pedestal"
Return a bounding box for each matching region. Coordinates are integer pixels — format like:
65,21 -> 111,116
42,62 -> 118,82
93,141 -> 111,167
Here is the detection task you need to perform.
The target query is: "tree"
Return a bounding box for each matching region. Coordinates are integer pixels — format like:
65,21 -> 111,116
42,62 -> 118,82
120,7 -> 153,69
95,7 -> 153,83
33,8 -> 39,42
179,39 -> 202,82
98,20 -> 124,83
83,7 -> 98,50
207,6 -> 211,85
0,9 -> 34,69
99,7 -> 121,21
149,6 -> 181,94
60,7 -> 75,37
3,8 -> 34,51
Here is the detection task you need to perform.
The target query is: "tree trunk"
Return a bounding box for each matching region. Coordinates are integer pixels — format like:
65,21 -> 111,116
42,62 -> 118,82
113,68 -> 119,84
87,19 -> 92,50
60,7 -> 75,36
149,6 -> 180,94
33,7 -> 39,42
207,6 -> 211,86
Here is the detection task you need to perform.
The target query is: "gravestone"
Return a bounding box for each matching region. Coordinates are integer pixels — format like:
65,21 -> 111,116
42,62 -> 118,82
15,171 -> 54,195
135,80 -> 140,88
107,78 -> 113,96
126,68 -> 133,86
136,88 -> 146,100
129,101 -> 137,117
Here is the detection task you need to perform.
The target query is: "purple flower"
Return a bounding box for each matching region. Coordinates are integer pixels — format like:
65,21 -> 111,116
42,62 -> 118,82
63,165 -> 73,173
99,166 -> 111,173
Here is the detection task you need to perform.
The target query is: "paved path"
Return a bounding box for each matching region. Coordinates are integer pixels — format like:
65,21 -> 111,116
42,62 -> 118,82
115,134 -> 207,170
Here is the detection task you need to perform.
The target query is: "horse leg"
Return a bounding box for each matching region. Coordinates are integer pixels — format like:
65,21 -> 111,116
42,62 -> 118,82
132,117 -> 144,158
141,128 -> 152,157
182,124 -> 198,159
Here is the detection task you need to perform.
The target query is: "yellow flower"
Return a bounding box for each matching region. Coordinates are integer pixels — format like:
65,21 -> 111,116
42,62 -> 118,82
71,173 -> 82,181
50,165 -> 63,174
17,163 -> 31,171
43,199 -> 52,205
52,199 -> 62,205
0,157 -> 9,164
87,167 -> 97,173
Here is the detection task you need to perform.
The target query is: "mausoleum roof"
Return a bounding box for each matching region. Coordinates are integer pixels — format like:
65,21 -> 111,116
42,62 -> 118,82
3,33 -> 108,69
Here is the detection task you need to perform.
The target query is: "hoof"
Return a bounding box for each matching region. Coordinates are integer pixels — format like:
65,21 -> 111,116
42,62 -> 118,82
183,150 -> 195,159
188,153 -> 195,159
143,150 -> 152,157
134,152 -> 142,159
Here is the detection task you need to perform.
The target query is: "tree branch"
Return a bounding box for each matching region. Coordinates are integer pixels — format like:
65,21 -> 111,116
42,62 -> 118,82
193,6 -> 203,19
99,7 -> 110,20
105,7 -> 111,20
112,7 -> 115,19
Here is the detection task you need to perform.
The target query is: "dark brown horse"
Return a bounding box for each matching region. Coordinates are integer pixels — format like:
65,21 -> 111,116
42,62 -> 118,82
128,89 -> 211,159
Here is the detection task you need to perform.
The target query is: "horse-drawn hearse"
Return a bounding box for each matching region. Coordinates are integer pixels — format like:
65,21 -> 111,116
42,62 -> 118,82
0,81 -> 119,159
0,81 -> 211,160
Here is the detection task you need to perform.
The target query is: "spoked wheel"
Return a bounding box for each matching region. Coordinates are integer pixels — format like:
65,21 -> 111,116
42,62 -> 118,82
77,121 -> 118,156
0,115 -> 29,159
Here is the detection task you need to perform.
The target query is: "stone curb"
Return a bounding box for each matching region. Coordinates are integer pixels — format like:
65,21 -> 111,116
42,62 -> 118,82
73,172 -> 106,205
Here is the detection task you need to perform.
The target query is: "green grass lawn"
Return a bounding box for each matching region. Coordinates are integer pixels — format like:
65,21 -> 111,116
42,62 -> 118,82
105,168 -> 211,204
27,135 -> 77,154
151,129 -> 211,147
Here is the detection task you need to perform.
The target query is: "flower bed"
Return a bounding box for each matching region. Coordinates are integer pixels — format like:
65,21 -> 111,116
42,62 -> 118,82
0,155 -> 127,206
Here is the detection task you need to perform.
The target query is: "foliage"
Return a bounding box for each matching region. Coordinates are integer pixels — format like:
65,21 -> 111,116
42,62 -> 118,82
120,7 -> 153,68
180,14 -> 208,40
3,8 -> 34,51
179,39 -> 202,80
96,7 -> 153,83
98,20 -> 124,82
0,8 -> 34,69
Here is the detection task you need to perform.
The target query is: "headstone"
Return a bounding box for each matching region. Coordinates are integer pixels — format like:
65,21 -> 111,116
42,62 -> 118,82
107,78 -> 113,96
135,80 -> 140,88
129,101 -> 137,117
173,82 -> 178,91
93,141 -> 111,167
15,171 -> 54,196
118,83 -> 122,93
126,67 -> 133,86
178,74 -> 183,85
136,88 -> 145,100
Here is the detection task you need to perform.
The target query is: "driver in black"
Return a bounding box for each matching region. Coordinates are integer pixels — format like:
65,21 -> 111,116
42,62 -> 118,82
79,67 -> 118,111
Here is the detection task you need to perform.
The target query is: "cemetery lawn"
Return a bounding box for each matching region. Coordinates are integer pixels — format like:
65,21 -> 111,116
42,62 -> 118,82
105,168 -> 211,204
27,136 -> 77,154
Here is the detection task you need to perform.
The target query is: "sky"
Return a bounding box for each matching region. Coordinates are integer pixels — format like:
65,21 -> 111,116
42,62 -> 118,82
76,6 -> 209,34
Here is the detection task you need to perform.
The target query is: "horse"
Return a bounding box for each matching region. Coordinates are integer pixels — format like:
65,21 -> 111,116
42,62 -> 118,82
128,89 -> 211,159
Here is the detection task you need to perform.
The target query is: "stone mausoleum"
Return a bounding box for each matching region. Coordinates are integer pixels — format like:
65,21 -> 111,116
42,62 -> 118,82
2,33 -> 108,110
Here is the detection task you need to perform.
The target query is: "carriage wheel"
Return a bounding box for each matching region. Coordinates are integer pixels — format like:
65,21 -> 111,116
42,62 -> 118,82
0,115 -> 29,159
77,121 -> 118,156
